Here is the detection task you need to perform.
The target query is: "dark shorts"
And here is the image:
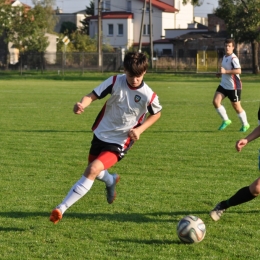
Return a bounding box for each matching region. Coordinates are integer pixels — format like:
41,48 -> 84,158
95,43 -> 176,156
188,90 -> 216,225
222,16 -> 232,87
216,85 -> 241,102
89,135 -> 134,161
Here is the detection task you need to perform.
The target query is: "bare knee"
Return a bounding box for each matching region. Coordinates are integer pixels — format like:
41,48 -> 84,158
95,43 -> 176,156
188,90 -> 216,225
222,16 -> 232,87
213,92 -> 224,108
213,99 -> 219,108
249,178 -> 260,196
84,162 -> 104,179
231,102 -> 243,113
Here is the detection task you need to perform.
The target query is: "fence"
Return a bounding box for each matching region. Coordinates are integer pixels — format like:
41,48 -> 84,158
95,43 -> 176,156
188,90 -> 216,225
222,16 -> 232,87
0,51 -> 123,74
0,50 -> 258,73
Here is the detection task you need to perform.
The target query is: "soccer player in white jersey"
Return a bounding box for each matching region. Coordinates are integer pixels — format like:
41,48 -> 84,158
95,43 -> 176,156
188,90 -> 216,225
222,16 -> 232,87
50,52 -> 162,224
210,108 -> 260,221
213,38 -> 250,132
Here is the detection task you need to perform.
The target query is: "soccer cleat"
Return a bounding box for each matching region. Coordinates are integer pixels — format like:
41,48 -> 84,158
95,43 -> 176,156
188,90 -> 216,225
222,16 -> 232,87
106,174 -> 120,204
209,203 -> 225,221
50,208 -> 63,224
239,124 -> 250,132
218,119 -> 232,130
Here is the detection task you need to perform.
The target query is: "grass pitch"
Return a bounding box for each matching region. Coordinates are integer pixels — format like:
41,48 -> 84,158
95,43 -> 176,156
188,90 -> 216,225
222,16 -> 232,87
0,74 -> 260,259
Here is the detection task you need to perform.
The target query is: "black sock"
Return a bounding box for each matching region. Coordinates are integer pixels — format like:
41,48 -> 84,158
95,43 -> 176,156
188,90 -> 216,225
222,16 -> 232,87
221,186 -> 256,209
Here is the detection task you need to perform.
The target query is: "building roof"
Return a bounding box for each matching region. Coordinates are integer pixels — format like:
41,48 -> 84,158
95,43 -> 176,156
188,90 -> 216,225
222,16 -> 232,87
87,11 -> 134,21
170,30 -> 228,42
139,0 -> 178,12
5,0 -> 31,9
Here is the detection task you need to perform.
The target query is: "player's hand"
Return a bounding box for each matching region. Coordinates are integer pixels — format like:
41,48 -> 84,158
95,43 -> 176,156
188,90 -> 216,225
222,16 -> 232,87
73,102 -> 84,114
220,67 -> 226,74
235,139 -> 248,152
128,128 -> 141,141
216,73 -> 221,78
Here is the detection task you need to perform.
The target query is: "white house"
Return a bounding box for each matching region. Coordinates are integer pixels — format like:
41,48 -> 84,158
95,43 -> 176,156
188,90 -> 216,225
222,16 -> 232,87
88,0 -> 194,50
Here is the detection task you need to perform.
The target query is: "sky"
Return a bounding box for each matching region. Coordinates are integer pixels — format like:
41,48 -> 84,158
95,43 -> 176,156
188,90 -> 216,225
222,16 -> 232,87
22,0 -> 218,17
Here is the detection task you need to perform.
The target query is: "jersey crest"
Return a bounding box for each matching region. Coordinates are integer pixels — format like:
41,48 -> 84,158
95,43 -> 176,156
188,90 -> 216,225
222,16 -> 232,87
134,95 -> 141,102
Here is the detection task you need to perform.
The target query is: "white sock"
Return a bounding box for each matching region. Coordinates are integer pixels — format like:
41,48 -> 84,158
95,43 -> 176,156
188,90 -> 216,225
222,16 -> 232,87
96,170 -> 114,186
237,110 -> 249,126
57,175 -> 94,214
258,120 -> 260,125
216,105 -> 229,121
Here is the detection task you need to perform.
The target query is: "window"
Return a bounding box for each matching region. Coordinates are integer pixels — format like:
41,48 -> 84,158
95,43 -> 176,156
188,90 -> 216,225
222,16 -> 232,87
108,24 -> 113,35
118,24 -> 123,36
104,0 -> 111,11
162,49 -> 172,55
127,0 -> 131,11
143,24 -> 150,35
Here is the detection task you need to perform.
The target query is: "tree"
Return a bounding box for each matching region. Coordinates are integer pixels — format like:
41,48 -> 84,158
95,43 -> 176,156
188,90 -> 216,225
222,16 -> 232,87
31,0 -> 58,34
80,0 -> 94,35
182,0 -> 202,6
57,31 -> 114,53
60,21 -> 77,34
214,0 -> 260,74
0,0 -> 57,53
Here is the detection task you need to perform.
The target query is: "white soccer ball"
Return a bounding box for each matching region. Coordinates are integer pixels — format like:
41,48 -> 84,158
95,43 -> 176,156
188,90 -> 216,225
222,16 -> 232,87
177,215 -> 206,243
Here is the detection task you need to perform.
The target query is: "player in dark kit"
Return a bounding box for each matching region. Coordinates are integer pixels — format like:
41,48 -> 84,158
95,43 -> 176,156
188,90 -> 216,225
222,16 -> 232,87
50,52 -> 162,224
210,107 -> 260,221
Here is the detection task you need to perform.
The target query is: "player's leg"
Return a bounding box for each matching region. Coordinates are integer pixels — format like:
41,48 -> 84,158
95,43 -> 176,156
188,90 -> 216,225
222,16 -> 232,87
209,178 -> 260,221
50,159 -> 104,224
50,151 -> 121,224
258,105 -> 260,125
213,86 -> 231,130
95,151 -> 120,204
229,90 -> 250,132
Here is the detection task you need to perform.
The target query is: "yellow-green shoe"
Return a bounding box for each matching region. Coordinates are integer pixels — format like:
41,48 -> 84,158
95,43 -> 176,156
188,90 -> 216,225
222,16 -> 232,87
239,124 -> 250,132
218,119 -> 232,130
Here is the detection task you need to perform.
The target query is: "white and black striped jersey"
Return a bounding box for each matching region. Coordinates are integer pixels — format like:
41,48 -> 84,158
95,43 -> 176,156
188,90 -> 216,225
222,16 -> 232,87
91,74 -> 162,148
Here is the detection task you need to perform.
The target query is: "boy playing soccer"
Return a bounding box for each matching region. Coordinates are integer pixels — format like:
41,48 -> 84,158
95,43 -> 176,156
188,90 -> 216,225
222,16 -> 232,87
50,52 -> 162,224
212,38 -> 250,132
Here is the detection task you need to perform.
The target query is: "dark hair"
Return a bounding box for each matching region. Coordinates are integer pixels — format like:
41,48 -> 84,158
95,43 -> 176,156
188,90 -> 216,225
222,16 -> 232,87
123,52 -> 148,76
225,38 -> 235,47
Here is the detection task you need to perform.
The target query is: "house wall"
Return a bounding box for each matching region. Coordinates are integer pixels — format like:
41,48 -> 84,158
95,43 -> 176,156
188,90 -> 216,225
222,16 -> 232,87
89,20 -> 97,38
174,2 -> 193,28
162,12 -> 175,31
133,7 -> 172,45
45,33 -> 58,64
127,18 -> 134,47
103,18 -> 134,48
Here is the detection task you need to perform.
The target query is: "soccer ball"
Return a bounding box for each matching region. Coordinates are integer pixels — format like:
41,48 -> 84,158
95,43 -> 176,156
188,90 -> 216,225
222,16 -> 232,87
177,215 -> 206,244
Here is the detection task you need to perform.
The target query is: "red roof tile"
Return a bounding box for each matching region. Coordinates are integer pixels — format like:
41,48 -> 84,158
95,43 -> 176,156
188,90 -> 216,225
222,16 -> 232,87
140,0 -> 178,12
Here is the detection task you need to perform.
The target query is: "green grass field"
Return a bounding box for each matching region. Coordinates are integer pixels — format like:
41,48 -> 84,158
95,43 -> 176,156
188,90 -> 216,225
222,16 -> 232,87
0,74 -> 260,259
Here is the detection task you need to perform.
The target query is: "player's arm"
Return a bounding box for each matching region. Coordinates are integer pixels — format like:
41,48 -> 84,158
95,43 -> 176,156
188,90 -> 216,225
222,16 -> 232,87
220,67 -> 241,75
129,112 -> 161,141
236,125 -> 260,152
73,92 -> 98,114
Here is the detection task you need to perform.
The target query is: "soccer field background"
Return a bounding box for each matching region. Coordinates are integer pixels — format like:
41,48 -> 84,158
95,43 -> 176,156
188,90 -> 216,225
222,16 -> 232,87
0,74 -> 260,259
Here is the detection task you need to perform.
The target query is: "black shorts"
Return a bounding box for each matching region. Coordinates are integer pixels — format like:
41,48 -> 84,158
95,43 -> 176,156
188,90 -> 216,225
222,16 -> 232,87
89,135 -> 134,160
216,85 -> 241,102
